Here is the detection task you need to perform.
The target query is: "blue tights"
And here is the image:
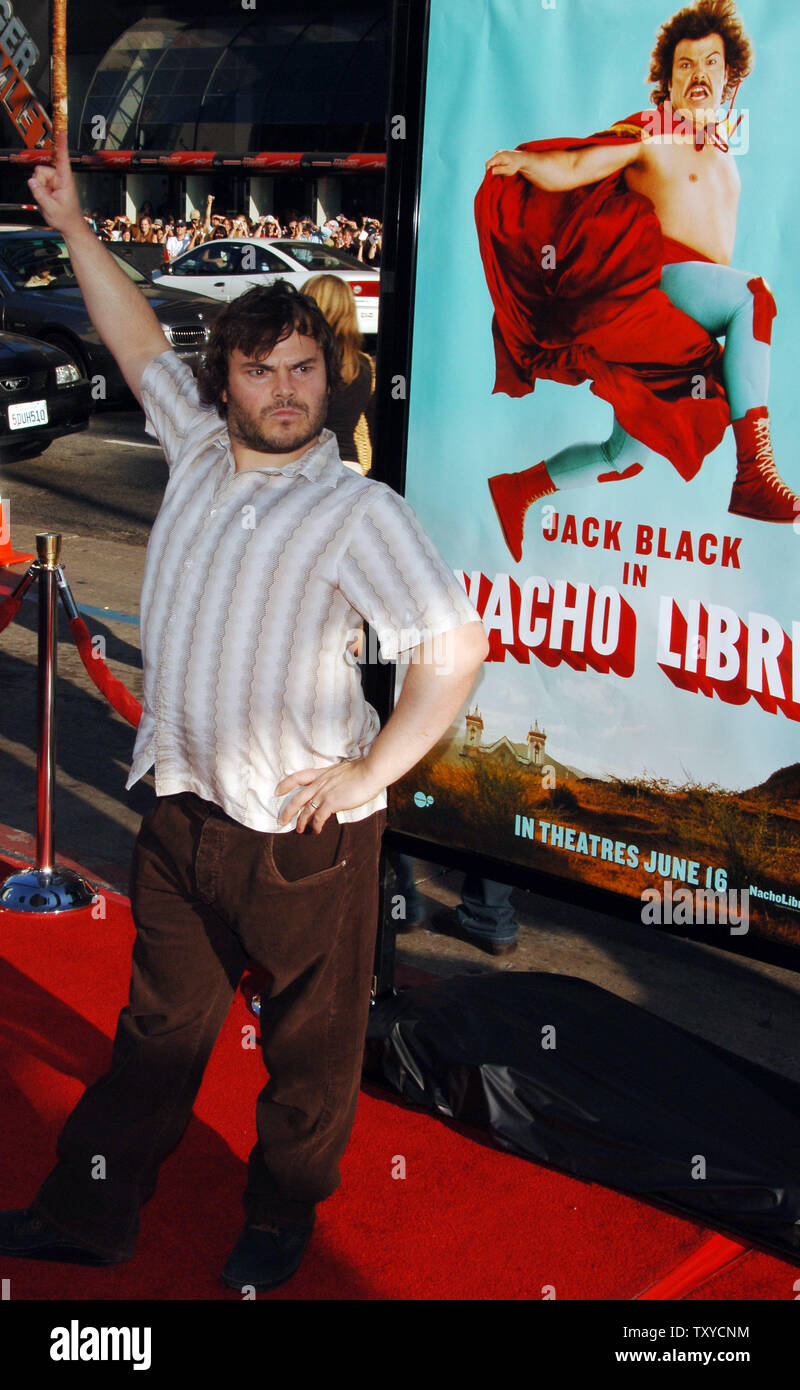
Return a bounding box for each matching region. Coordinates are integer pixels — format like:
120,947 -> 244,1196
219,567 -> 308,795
544,262 -> 770,488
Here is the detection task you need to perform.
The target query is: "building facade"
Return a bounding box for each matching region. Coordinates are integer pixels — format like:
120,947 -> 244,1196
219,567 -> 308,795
0,1 -> 389,225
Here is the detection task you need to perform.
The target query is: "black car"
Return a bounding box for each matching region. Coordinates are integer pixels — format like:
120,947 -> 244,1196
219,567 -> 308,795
0,204 -> 48,228
0,330 -> 92,463
0,228 -> 222,403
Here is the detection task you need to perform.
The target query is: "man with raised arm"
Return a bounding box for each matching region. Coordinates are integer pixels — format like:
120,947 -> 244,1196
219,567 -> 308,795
476,0 -> 798,563
0,132 -> 488,1292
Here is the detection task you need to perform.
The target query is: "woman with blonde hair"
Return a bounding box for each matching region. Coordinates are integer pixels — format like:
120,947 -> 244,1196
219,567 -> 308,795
302,273 -> 374,473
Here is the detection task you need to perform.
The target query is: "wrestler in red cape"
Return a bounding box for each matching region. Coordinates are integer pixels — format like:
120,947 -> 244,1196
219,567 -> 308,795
475,0 -> 798,563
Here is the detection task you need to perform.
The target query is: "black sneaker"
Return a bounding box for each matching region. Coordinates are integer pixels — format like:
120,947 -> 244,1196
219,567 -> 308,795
429,907 -> 518,957
0,1208 -> 122,1265
221,1221 -> 314,1292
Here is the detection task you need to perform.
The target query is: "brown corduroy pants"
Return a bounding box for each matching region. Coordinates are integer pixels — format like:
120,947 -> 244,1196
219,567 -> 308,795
33,792 -> 385,1260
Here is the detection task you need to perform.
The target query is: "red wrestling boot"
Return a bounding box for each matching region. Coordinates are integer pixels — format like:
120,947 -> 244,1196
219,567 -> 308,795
728,407 -> 800,523
488,461 -> 557,562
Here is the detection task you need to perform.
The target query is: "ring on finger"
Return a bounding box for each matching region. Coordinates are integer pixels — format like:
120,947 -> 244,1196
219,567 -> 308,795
308,798 -> 319,809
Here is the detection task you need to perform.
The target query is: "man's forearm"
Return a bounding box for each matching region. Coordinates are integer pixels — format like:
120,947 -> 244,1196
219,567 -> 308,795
519,140 -> 640,191
28,137 -> 170,404
362,620 -> 489,789
486,139 -> 641,191
275,620 -> 488,831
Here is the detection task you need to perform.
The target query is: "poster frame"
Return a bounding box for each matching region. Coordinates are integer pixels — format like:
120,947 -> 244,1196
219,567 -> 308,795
369,0 -> 799,977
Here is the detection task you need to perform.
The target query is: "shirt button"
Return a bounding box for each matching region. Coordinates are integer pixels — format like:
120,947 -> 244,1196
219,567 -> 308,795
210,509 -> 217,516
184,560 -> 192,569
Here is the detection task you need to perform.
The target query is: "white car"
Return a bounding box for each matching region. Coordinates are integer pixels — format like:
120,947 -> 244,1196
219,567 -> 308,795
152,238 -> 380,335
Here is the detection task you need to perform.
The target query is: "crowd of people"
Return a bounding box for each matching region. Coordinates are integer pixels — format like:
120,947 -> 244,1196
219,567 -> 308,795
83,195 -> 383,264
78,194 -> 381,475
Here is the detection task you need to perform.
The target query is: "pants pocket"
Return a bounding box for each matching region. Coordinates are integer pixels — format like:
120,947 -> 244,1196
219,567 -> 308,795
268,817 -> 348,886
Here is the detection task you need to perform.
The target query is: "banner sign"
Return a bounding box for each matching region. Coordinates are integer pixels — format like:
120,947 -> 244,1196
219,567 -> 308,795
0,0 -> 51,148
390,0 -> 800,952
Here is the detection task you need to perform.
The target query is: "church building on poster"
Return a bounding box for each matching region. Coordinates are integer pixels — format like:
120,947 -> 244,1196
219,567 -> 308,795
461,707 -> 547,769
460,707 -> 588,783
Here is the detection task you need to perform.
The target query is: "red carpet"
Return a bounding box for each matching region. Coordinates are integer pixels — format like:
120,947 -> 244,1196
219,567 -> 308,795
0,851 -> 796,1301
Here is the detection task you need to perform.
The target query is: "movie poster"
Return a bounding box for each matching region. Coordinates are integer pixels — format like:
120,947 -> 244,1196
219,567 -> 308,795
390,0 -> 800,950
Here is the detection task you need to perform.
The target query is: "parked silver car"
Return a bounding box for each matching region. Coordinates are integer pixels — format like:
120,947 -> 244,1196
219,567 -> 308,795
153,239 -> 380,335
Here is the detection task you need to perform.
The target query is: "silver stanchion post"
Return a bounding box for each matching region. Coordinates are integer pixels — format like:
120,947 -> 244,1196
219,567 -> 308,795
0,533 -> 95,913
37,532 -> 58,874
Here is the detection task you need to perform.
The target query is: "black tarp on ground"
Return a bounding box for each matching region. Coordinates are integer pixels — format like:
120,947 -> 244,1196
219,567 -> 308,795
364,973 -> 800,1261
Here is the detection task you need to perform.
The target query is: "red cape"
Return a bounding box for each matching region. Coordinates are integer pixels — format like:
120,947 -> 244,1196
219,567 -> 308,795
474,113 -> 730,480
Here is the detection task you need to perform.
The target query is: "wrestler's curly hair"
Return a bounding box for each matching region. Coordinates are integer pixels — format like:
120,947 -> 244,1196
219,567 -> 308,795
198,279 -> 341,419
649,0 -> 753,106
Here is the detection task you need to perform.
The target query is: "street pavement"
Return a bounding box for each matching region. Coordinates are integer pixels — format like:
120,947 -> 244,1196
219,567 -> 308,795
1,410 -> 798,1083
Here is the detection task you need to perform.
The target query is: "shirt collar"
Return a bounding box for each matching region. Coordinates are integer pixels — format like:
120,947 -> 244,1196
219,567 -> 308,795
214,425 -> 344,488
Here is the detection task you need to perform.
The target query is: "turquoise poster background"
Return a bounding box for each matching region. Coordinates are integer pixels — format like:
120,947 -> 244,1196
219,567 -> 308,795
393,0 -> 800,946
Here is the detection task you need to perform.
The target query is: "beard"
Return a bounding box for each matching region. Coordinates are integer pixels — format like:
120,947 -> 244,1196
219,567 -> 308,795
226,393 -> 328,457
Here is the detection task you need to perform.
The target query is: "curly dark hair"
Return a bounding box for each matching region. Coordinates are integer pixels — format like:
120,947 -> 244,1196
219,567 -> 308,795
197,279 -> 341,418
648,0 -> 753,106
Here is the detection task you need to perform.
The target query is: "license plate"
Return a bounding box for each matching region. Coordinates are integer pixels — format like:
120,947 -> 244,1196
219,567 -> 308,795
8,399 -> 48,431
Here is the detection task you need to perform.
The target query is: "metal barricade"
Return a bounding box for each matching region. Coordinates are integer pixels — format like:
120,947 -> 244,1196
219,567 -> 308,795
0,533 -> 96,913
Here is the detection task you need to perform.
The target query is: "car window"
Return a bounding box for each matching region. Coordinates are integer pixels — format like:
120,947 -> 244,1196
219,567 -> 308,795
173,244 -> 239,275
169,251 -> 204,276
107,252 -> 147,283
0,235 -> 78,290
277,243 -> 363,272
0,235 -> 149,290
237,245 -> 288,275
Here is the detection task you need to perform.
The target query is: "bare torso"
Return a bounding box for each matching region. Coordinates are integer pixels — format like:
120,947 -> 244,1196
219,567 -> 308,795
624,136 -> 740,265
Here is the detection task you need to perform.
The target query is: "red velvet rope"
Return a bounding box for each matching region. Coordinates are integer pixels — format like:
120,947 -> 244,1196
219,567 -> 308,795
0,567 -> 35,634
635,1233 -> 747,1300
0,585 -> 26,634
68,615 -> 142,727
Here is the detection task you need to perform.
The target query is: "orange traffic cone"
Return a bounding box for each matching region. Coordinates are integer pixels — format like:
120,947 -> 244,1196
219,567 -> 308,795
0,498 -> 34,566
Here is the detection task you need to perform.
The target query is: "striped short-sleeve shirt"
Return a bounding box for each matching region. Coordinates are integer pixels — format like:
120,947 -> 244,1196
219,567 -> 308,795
126,350 -> 480,832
